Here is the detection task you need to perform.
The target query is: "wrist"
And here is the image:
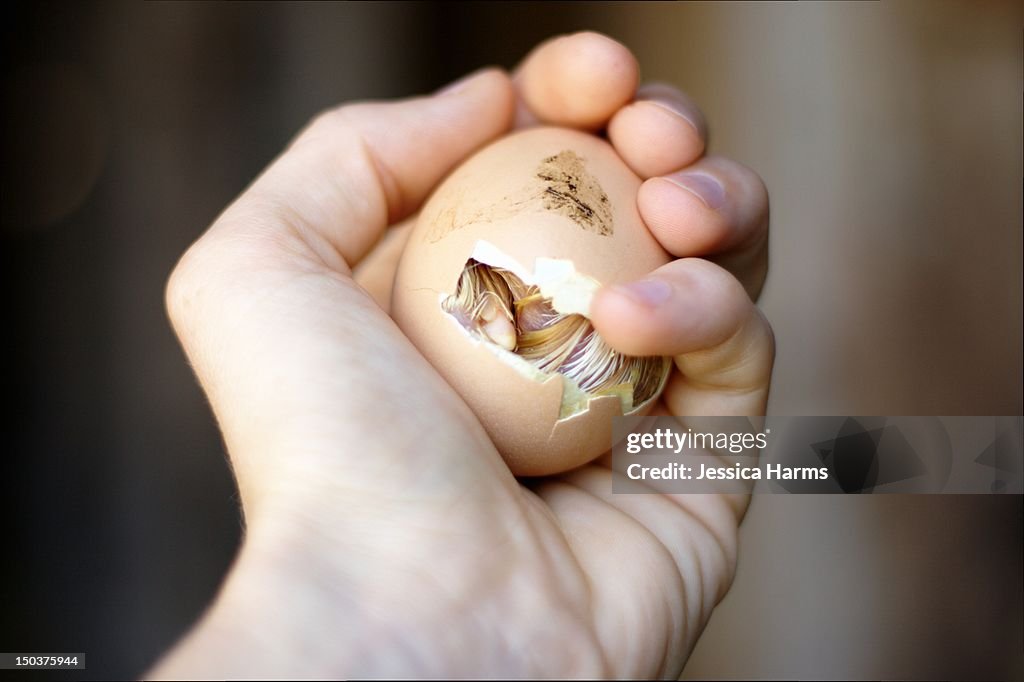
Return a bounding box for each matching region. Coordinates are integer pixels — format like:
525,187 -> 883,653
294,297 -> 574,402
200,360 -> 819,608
148,518 -> 374,679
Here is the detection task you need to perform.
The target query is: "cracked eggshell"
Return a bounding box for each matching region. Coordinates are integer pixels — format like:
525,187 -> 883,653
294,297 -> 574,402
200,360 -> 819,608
391,126 -> 671,476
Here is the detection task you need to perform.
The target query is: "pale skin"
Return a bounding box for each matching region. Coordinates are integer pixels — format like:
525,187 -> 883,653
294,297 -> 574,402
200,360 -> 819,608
152,32 -> 773,679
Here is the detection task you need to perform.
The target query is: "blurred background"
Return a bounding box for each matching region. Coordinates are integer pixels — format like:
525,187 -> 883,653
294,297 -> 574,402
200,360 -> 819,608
3,1 -> 1021,680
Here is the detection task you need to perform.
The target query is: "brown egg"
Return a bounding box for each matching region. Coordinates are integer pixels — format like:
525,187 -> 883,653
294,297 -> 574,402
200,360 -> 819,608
392,126 -> 672,476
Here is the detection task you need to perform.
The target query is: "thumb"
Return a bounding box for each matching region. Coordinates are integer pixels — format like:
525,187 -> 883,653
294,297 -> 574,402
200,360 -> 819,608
219,68 -> 516,271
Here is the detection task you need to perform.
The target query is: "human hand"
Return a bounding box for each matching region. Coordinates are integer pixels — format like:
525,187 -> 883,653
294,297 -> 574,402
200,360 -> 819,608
152,32 -> 772,680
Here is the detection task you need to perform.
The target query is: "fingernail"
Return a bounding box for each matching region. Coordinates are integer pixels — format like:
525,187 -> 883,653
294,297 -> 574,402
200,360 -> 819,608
665,172 -> 725,210
644,98 -> 703,137
436,68 -> 491,97
612,279 -> 672,308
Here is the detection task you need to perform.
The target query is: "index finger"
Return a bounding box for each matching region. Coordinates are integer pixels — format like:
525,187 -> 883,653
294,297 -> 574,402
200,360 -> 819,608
512,31 -> 639,130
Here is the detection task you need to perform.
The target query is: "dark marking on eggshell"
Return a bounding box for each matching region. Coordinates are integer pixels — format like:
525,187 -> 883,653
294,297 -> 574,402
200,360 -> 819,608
426,149 -> 613,242
535,151 -> 613,236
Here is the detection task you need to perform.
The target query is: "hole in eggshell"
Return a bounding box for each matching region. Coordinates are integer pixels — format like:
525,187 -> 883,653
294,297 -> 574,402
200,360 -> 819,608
441,255 -> 671,419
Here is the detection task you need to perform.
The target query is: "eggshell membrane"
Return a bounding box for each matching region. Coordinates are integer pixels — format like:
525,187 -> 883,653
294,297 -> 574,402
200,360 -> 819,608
392,126 -> 671,476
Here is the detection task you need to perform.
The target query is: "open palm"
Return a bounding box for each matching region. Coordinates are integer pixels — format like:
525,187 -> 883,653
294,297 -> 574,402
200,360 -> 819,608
152,33 -> 773,679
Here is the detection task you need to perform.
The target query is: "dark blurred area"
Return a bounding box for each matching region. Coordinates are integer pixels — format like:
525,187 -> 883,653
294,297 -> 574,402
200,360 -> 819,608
2,2 -> 1021,680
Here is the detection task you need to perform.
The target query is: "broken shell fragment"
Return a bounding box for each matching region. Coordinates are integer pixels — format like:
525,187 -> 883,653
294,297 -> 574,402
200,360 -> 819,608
442,258 -> 667,417
391,127 -> 673,476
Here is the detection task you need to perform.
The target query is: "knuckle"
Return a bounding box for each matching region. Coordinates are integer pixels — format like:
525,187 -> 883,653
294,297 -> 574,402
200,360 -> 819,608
708,155 -> 769,205
734,161 -> 770,210
301,102 -> 370,145
164,231 -> 232,339
755,306 -> 776,354
694,256 -> 745,293
749,168 -> 769,210
299,107 -> 343,145
754,308 -> 777,382
164,240 -> 205,333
